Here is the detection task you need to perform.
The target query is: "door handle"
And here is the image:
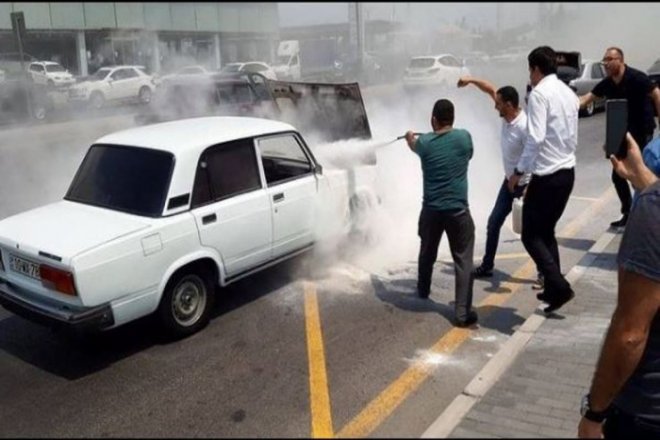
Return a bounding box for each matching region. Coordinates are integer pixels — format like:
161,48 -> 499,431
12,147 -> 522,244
202,213 -> 217,225
273,193 -> 285,203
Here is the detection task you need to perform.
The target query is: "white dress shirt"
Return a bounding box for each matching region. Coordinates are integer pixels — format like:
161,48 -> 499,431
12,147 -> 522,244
501,111 -> 531,185
517,74 -> 579,176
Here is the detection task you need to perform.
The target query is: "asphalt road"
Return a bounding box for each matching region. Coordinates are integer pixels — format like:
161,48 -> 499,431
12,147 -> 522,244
0,87 -> 625,437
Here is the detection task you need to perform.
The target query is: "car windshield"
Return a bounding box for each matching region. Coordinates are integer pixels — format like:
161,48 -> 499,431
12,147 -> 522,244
221,64 -> 242,73
65,144 -> 174,217
409,58 -> 435,69
276,55 -> 290,65
46,64 -> 65,73
92,69 -> 111,80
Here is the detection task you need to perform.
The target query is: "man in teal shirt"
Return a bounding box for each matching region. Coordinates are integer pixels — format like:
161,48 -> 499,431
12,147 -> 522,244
405,99 -> 478,327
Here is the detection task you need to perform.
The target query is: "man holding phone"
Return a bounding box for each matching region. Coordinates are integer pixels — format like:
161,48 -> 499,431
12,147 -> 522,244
579,47 -> 660,227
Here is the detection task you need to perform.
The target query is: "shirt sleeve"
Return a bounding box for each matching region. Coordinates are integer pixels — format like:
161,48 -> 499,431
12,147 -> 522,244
591,78 -> 608,98
617,184 -> 660,282
516,90 -> 546,173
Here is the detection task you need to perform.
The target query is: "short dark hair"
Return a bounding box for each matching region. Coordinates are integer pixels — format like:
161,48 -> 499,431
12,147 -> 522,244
528,46 -> 557,76
432,99 -> 454,126
496,86 -> 519,108
606,46 -> 624,60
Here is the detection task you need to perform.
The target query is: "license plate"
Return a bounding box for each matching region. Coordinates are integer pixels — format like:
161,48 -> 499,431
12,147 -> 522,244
9,254 -> 41,280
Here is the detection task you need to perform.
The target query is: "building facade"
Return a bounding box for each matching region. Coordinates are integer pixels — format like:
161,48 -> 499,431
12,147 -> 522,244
0,2 -> 279,75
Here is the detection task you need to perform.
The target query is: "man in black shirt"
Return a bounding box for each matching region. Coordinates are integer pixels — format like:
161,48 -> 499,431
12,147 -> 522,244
579,47 -> 660,227
580,47 -> 660,227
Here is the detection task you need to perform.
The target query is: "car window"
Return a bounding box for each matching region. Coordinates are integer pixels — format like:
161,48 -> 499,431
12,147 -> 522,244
290,55 -> 299,66
257,135 -> 312,185
110,69 -> 125,80
65,144 -> 174,217
244,63 -> 267,72
409,58 -> 434,69
591,63 -> 604,79
221,64 -> 242,73
92,68 -> 111,80
195,138 -> 261,205
123,68 -> 139,79
29,64 -> 40,72
46,64 -> 65,73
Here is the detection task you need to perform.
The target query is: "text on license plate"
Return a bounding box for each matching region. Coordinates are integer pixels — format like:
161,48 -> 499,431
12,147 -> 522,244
9,255 -> 41,280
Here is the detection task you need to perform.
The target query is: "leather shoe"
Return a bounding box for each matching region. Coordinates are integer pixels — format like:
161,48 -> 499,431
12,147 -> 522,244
543,290 -> 575,314
455,310 -> 478,327
610,215 -> 628,228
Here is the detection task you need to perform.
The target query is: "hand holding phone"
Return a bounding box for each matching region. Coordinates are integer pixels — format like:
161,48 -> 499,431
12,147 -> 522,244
605,99 -> 628,159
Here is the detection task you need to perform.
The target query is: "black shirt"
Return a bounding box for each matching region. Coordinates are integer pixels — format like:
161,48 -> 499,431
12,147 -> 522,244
592,65 -> 657,141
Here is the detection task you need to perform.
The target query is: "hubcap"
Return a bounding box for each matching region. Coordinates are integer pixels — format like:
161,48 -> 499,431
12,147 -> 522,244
171,277 -> 206,327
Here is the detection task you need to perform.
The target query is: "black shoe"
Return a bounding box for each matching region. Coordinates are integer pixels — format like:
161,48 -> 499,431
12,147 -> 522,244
472,265 -> 493,278
610,215 -> 629,228
536,291 -> 549,302
543,290 -> 575,314
455,310 -> 479,328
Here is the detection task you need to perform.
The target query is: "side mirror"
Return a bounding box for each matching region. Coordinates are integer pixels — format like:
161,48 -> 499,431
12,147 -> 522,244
315,164 -> 323,175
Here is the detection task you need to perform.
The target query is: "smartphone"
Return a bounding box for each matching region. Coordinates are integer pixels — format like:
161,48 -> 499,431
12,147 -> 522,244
605,99 -> 628,159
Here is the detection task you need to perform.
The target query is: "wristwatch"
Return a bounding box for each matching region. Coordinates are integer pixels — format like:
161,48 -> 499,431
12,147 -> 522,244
580,394 -> 610,423
513,167 -> 524,176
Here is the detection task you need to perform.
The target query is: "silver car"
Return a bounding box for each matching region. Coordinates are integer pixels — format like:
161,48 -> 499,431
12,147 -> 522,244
559,60 -> 607,117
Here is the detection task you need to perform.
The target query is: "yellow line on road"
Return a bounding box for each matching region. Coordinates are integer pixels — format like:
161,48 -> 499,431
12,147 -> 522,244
304,281 -> 334,438
336,187 -> 615,438
570,195 -> 600,202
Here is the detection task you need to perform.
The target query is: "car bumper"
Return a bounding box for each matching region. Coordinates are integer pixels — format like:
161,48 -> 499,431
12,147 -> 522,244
0,279 -> 114,332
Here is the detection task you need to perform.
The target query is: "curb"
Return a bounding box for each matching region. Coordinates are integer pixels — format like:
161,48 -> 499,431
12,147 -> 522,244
421,229 -> 619,438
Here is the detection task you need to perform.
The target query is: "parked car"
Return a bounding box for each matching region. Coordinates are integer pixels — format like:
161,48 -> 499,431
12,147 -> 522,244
219,62 -> 277,80
155,65 -> 211,86
28,61 -> 76,89
648,58 -> 660,87
68,65 -> 156,109
555,51 -> 606,117
402,54 -> 469,89
0,116 -> 378,338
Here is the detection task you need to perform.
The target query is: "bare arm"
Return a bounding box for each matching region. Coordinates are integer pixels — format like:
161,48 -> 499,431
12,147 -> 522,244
650,86 -> 660,126
610,133 -> 659,191
457,76 -> 497,102
405,130 -> 418,152
579,92 -> 595,109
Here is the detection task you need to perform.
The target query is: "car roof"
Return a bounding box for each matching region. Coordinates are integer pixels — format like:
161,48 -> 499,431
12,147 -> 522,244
33,61 -> 61,65
95,116 -> 296,155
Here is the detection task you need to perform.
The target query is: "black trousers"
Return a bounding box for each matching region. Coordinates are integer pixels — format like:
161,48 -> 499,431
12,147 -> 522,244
604,407 -> 660,439
521,168 -> 575,301
418,207 -> 475,320
612,132 -> 653,215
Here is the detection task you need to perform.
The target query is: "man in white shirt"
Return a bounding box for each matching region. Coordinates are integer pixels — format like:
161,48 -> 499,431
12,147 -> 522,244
508,46 -> 579,314
456,76 -> 542,286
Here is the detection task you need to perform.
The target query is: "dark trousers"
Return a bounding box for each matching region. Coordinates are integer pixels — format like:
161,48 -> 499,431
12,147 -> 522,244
481,178 -> 526,270
612,132 -> 653,215
521,168 -> 575,301
418,207 -> 475,320
604,407 -> 660,439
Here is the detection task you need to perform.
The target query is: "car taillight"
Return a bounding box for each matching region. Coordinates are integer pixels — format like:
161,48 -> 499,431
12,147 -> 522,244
40,264 -> 76,296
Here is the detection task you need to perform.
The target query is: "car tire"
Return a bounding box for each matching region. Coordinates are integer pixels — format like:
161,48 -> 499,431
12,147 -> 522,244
138,86 -> 152,104
158,268 -> 215,339
89,92 -> 104,110
32,102 -> 48,121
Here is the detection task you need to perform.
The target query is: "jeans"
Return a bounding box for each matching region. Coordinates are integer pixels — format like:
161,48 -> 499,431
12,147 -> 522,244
418,207 -> 475,320
604,407 -> 660,439
480,178 -> 526,270
612,132 -> 653,215
521,168 -> 575,301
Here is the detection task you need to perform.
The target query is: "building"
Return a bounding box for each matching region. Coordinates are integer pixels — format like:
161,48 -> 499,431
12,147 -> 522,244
0,2 -> 279,76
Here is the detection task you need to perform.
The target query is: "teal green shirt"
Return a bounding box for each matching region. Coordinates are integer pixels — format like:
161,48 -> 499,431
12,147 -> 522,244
414,129 -> 473,211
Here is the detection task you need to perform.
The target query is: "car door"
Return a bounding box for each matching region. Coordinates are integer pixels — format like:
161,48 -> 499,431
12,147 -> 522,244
256,133 -> 317,258
191,138 -> 273,276
107,69 -> 126,100
29,64 -> 45,85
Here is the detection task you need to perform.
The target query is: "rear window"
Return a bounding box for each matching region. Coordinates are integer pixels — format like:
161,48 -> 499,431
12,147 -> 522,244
222,64 -> 242,73
409,58 -> 435,69
65,144 -> 174,217
649,60 -> 660,73
46,64 -> 65,73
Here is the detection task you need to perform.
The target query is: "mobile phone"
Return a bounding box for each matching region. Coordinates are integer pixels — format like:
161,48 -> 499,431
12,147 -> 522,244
605,99 -> 628,159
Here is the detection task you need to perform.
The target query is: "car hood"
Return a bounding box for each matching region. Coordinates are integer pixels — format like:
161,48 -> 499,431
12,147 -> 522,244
0,200 -> 150,265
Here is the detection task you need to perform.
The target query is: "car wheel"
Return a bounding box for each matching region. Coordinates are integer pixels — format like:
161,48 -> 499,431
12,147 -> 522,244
138,86 -> 152,104
32,102 -> 47,121
158,269 -> 214,338
89,92 -> 104,110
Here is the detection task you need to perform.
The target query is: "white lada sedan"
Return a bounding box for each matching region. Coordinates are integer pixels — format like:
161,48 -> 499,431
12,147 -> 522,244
0,117 -> 377,338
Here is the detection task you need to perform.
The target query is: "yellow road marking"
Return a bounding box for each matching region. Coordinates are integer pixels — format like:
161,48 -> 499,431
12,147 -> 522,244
304,281 -> 334,438
336,187 -> 615,438
570,195 -> 600,202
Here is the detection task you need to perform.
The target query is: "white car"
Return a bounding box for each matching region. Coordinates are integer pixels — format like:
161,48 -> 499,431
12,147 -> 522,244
0,116 -> 377,338
28,61 -> 76,88
155,65 -> 211,86
220,62 -> 278,80
402,54 -> 469,89
68,65 -> 156,109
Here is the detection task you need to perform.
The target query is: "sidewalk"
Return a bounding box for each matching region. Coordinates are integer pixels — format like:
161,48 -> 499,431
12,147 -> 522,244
425,230 -> 621,438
